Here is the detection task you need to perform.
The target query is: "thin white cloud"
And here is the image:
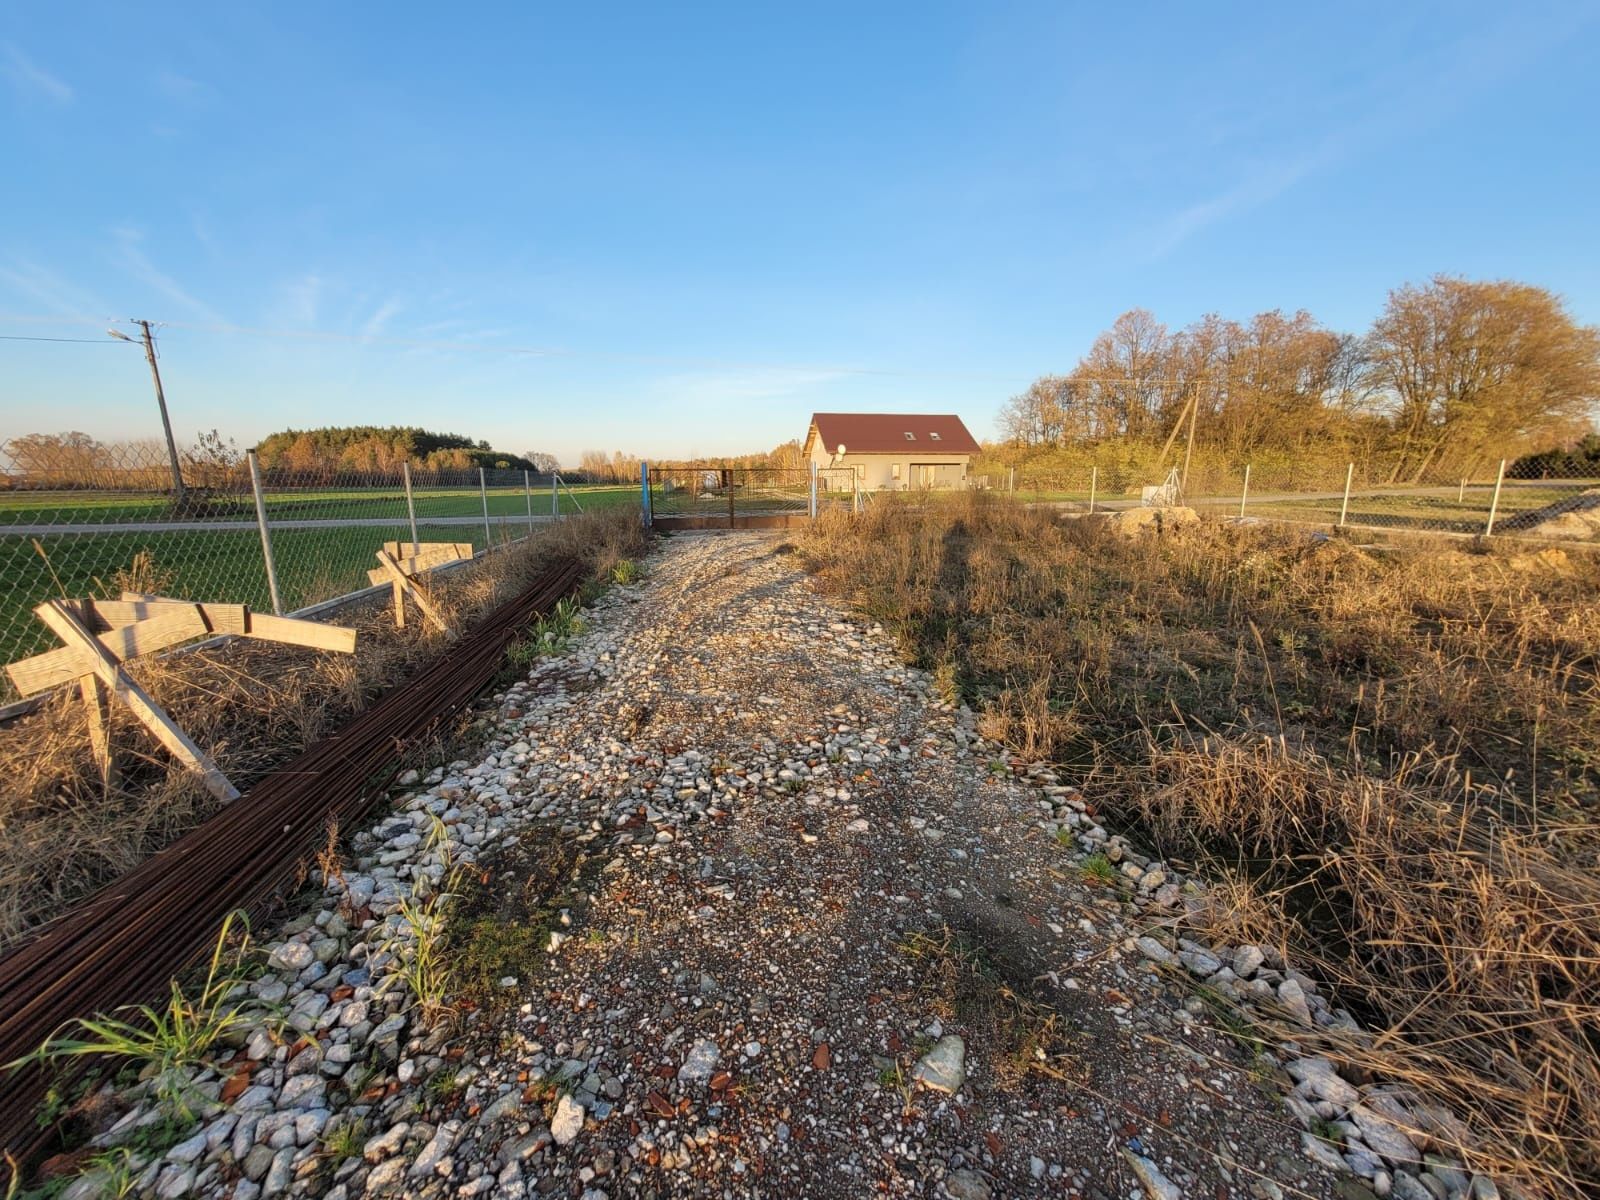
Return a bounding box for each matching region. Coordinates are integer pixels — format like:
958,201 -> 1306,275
651,367 -> 848,407
154,70 -> 208,102
0,258 -> 107,315
2,44 -> 72,104
282,273 -> 323,325
1138,153 -> 1325,261
360,297 -> 404,339
113,227 -> 226,324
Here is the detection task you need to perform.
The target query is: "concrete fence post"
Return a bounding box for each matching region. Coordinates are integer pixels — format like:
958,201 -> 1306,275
1338,463 -> 1354,528
1088,466 -> 1097,514
402,462 -> 420,554
1485,459 -> 1507,536
1458,478 -> 1466,504
1239,464 -> 1251,519
479,467 -> 492,548
1008,466 -> 1015,494
808,461 -> 818,519
524,469 -> 535,536
247,450 -> 284,616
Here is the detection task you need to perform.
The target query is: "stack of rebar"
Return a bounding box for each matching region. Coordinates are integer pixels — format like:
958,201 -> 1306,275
0,557 -> 585,1163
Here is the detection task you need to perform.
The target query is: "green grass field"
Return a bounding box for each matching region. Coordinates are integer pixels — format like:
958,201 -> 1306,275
0,483 -> 639,526
0,485 -> 640,691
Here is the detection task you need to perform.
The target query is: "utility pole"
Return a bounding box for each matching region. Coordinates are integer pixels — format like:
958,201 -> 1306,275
110,320 -> 185,501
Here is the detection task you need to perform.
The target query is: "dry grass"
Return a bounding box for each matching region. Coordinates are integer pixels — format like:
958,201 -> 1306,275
805,494 -> 1600,1199
0,509 -> 646,948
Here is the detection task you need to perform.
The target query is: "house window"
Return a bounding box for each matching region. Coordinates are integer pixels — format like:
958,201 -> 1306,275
892,463 -> 902,479
904,432 -> 915,441
929,431 -> 941,441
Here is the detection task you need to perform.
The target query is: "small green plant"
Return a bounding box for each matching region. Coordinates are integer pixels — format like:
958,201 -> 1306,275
380,889 -> 456,1027
1054,827 -> 1074,848
1078,853 -> 1117,885
610,558 -> 641,585
876,1063 -> 902,1089
8,912 -> 262,1117
320,1116 -> 366,1161
84,1147 -> 142,1199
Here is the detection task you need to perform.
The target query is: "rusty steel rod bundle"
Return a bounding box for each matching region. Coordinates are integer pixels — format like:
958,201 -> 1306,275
0,558 -> 585,1158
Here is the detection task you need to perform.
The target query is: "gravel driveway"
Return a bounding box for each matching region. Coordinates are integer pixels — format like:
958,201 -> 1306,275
382,530 -> 1338,1200
69,530 -> 1342,1200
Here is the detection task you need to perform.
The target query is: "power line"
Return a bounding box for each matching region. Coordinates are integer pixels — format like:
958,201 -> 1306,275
0,335 -> 129,344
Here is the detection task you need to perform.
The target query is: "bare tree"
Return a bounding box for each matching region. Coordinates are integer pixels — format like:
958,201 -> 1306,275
1369,276 -> 1600,481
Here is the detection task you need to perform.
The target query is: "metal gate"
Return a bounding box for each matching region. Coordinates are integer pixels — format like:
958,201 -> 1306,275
644,465 -> 856,529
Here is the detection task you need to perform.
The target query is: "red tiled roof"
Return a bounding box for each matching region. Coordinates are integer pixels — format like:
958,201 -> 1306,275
807,413 -> 981,455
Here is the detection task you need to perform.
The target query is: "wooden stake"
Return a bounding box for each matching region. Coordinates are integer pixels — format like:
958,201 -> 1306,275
35,600 -> 239,802
80,674 -> 114,790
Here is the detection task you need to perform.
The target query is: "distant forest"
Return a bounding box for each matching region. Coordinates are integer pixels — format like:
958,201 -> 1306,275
254,427 -> 554,474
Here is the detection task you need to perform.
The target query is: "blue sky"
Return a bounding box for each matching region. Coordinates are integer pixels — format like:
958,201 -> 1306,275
3,2 -> 1597,464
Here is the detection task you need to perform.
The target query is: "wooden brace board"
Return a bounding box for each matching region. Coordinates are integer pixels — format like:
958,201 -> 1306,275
119,593 -> 357,653
34,600 -> 240,802
4,593 -> 358,801
365,541 -> 472,587
374,549 -> 455,636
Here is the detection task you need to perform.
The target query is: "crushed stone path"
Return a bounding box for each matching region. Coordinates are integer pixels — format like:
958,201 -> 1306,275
376,531 -> 1339,1200
66,530 -> 1343,1200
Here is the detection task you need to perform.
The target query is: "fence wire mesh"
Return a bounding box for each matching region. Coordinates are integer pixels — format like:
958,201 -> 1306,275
0,438 -> 590,702
647,466 -> 856,519
1008,456 -> 1600,542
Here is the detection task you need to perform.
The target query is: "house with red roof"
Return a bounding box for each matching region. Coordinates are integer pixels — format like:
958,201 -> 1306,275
802,412 -> 981,490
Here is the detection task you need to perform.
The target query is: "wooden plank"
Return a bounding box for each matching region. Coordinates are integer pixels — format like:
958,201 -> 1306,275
6,607 -> 210,697
375,549 -> 454,637
364,545 -> 468,586
35,601 -> 239,803
115,591 -> 356,654
244,612 -> 358,654
80,674 -> 115,790
382,540 -> 472,561
113,594 -> 249,635
392,577 -> 406,630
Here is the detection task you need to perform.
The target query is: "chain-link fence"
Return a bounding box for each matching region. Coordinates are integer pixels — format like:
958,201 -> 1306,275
646,465 -> 857,521
0,438 -> 615,702
1006,456 -> 1600,543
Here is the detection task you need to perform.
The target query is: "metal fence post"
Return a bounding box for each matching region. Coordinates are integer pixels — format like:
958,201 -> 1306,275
1239,463 -> 1251,519
1338,463 -> 1354,527
402,462 -> 420,554
1485,459 -> 1507,536
247,450 -> 284,616
1088,466 -> 1097,514
853,473 -> 861,514
640,461 -> 651,527
552,474 -> 560,519
1458,478 -> 1466,504
524,469 -> 534,536
479,467 -> 492,548
809,461 -> 818,519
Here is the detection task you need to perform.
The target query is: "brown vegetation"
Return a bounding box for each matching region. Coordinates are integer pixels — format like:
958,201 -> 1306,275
991,275 -> 1600,489
0,509 -> 646,948
804,494 -> 1600,1198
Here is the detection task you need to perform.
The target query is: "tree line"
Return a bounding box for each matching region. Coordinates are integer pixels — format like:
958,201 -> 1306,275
994,275 -> 1600,483
255,426 -> 548,473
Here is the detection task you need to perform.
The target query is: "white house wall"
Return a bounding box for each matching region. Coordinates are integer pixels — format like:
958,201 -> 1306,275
808,442 -> 970,490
